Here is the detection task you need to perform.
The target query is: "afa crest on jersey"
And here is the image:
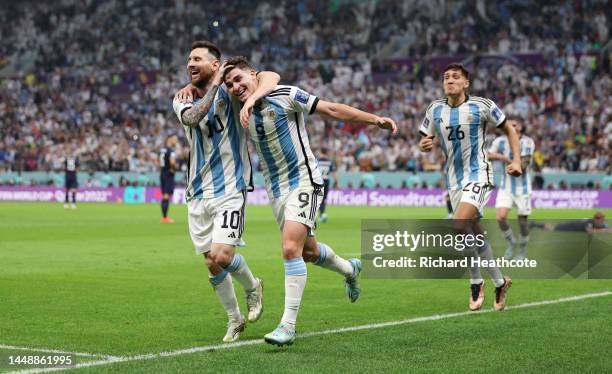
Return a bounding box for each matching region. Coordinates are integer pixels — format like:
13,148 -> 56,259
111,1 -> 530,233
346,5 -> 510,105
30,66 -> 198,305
216,99 -> 226,112
265,108 -> 277,120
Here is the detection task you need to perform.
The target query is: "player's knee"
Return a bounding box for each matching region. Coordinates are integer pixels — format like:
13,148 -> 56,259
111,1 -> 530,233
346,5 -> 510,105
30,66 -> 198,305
208,250 -> 231,268
282,241 -> 301,259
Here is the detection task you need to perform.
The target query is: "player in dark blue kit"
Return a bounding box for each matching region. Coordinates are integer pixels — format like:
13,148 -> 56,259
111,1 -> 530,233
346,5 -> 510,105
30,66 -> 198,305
64,153 -> 79,209
160,135 -> 178,223
530,212 -> 610,234
317,148 -> 338,223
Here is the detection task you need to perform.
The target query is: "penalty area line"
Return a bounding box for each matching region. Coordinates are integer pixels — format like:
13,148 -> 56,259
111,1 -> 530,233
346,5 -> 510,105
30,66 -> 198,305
8,290 -> 611,374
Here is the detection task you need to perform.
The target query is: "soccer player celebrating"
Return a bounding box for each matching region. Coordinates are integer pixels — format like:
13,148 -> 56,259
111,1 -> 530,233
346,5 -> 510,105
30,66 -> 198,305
173,41 -> 280,343
317,147 -> 338,223
418,63 -> 522,311
64,149 -> 79,209
159,135 -> 178,223
223,56 -> 397,346
488,118 -> 535,260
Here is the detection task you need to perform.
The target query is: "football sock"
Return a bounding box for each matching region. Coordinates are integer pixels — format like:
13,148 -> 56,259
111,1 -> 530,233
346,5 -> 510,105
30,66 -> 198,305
446,198 -> 453,214
477,241 -> 505,287
468,248 -> 484,285
65,192 -> 69,203
502,228 -> 516,245
161,198 -> 169,218
224,253 -> 258,291
71,192 -> 76,204
313,242 -> 354,277
280,258 -> 307,328
209,271 -> 241,320
518,235 -> 529,254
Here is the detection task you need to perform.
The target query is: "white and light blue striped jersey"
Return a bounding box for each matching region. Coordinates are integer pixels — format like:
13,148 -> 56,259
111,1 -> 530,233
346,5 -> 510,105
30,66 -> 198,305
173,85 -> 252,201
419,95 -> 506,190
246,85 -> 323,199
489,135 -> 535,195
317,157 -> 336,181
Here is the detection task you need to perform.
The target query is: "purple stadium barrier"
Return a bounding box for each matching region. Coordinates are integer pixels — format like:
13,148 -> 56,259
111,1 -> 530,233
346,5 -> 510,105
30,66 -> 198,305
1,187 -> 610,209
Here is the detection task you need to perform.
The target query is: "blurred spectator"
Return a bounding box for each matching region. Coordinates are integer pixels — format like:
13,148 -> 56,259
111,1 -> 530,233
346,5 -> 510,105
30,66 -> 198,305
0,0 -> 610,181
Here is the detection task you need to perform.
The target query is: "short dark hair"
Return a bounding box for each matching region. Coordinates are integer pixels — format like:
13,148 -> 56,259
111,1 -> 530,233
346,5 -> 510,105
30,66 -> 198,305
444,63 -> 469,80
191,41 -> 221,60
223,56 -> 254,81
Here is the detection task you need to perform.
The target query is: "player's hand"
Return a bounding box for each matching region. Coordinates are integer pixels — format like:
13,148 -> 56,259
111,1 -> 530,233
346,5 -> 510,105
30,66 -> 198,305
240,97 -> 256,128
175,84 -> 202,103
211,61 -> 234,86
375,117 -> 397,135
507,161 -> 522,177
419,136 -> 434,152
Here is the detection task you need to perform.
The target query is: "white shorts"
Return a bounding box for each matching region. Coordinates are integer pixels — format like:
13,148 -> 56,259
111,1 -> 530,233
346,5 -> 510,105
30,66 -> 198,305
271,185 -> 323,236
449,183 -> 493,218
187,190 -> 246,254
495,190 -> 532,216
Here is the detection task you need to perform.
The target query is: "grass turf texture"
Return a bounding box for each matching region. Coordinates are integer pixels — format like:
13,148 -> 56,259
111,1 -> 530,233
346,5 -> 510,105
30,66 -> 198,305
1,203 -> 610,373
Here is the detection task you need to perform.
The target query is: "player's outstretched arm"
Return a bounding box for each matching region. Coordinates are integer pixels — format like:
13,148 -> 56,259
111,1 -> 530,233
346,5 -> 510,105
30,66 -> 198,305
487,152 -> 511,163
500,121 -> 522,177
314,100 -> 398,134
239,71 -> 281,127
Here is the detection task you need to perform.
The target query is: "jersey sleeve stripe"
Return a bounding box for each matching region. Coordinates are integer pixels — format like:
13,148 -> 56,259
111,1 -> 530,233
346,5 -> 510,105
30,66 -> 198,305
267,92 -> 291,98
309,97 -> 319,115
471,97 -> 492,108
269,88 -> 291,95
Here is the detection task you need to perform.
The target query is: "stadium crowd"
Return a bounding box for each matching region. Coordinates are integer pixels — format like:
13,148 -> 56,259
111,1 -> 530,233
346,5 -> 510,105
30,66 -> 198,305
0,0 -> 610,179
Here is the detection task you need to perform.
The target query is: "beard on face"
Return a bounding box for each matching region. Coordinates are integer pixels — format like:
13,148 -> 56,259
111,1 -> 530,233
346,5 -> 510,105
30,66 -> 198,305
189,67 -> 214,88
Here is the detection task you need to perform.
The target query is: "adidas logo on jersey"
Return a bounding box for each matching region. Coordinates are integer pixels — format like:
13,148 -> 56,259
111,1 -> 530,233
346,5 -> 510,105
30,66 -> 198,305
298,212 -> 307,218
228,232 -> 236,238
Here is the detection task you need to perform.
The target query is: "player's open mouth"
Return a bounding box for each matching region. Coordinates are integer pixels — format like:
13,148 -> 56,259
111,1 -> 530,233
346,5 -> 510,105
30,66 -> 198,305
238,89 -> 248,100
190,70 -> 200,79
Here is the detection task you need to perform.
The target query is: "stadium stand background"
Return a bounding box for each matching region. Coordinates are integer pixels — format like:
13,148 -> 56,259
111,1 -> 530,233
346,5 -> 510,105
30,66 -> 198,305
0,0 -> 610,188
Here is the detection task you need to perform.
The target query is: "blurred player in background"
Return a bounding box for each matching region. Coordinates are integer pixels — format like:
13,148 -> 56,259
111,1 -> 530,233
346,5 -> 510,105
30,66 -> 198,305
159,135 -> 178,223
173,41 -> 280,343
489,118 -> 535,260
64,150 -> 79,209
444,193 -> 454,219
419,63 -> 522,312
223,56 -> 397,346
530,212 -> 610,234
317,147 -> 338,223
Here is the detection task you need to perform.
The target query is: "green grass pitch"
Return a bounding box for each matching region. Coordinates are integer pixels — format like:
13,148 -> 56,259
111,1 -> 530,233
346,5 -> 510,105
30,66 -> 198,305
1,202 -> 610,373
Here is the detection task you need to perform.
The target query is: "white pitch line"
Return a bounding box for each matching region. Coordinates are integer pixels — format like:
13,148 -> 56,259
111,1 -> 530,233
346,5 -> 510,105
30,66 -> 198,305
8,291 -> 611,374
0,344 -> 115,359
